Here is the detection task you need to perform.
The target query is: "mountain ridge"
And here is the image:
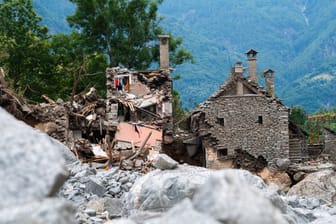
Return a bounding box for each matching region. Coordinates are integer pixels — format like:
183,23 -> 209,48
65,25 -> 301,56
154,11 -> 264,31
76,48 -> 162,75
31,0 -> 336,113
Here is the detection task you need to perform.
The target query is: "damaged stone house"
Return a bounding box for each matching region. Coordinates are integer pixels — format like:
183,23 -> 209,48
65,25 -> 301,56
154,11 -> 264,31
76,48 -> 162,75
176,49 -> 310,169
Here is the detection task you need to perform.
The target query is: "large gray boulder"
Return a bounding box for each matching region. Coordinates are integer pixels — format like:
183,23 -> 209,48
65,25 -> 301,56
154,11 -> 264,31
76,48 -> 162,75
287,169 -> 336,204
104,198 -> 124,218
126,166 -> 288,224
125,165 -> 213,213
275,158 -> 291,171
145,199 -> 220,224
49,137 -> 78,165
192,173 -> 287,224
0,108 -> 70,209
0,198 -> 76,224
104,219 -> 136,224
152,153 -> 178,170
311,216 -> 336,224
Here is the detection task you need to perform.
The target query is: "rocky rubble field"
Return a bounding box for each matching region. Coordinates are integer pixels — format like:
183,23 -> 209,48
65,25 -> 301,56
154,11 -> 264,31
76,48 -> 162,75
0,107 -> 336,224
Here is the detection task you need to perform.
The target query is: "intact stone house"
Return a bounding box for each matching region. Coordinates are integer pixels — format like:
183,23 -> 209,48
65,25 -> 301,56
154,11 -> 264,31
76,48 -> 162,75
180,49 -> 306,169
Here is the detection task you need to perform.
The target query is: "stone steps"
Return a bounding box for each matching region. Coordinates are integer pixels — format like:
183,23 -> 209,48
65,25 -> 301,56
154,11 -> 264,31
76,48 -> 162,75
289,139 -> 303,161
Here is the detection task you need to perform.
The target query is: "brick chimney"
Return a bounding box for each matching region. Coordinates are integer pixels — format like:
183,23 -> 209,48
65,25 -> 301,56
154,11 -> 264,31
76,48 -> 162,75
263,69 -> 275,97
158,35 -> 170,70
246,49 -> 258,84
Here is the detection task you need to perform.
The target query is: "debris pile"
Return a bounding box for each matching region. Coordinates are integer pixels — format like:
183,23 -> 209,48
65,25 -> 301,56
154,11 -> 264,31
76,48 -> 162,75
0,64 -> 173,172
0,86 -> 32,120
30,103 -> 69,143
59,164 -> 143,223
105,67 -> 172,130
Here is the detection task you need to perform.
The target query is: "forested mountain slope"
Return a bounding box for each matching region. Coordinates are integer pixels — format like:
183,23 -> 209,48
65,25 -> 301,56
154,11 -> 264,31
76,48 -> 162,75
32,0 -> 336,112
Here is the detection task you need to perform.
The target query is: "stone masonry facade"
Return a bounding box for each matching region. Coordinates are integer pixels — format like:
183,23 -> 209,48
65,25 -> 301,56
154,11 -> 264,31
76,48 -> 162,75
182,49 -> 291,169
200,95 -> 289,169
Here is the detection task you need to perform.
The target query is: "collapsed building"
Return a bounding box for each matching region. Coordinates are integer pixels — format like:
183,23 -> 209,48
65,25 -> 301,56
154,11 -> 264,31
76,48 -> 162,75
105,36 -> 173,145
0,35 -> 173,171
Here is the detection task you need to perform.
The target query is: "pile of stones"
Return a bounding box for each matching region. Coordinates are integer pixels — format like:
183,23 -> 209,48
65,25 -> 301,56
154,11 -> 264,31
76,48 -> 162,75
59,163 -> 142,224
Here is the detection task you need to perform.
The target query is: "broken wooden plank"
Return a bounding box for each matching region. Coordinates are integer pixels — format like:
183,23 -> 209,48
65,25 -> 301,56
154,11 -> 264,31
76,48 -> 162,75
42,95 -> 55,104
128,131 -> 152,160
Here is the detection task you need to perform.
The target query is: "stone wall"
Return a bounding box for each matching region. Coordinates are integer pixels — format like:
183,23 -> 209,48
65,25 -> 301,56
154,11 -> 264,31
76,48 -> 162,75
205,146 -> 235,169
323,128 -> 336,162
29,104 -> 69,145
199,95 -> 289,169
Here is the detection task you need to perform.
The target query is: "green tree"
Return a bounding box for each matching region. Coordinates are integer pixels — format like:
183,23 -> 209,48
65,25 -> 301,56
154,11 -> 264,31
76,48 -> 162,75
67,0 -> 193,69
50,33 -> 108,99
172,89 -> 185,124
0,0 -> 54,101
289,105 -> 308,127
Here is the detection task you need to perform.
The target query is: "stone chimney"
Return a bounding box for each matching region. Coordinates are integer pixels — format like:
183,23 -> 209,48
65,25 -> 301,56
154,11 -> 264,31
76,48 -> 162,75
263,69 -> 275,97
159,35 -> 170,70
246,49 -> 258,84
231,61 -> 244,77
231,61 -> 245,95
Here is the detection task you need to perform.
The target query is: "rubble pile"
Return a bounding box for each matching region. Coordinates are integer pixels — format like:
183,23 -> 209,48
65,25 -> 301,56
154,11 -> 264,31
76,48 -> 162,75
0,82 -> 162,171
0,85 -> 32,120
105,67 -> 172,129
69,87 -> 107,134
59,164 -> 143,224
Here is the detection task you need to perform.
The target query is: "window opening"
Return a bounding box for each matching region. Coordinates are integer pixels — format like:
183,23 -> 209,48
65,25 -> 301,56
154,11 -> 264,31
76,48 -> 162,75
217,148 -> 228,158
258,116 -> 263,124
217,117 -> 224,126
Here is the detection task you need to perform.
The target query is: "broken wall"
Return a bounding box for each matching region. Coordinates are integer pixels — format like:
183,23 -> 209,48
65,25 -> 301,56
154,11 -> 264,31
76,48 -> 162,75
105,67 -> 173,139
29,103 -> 69,144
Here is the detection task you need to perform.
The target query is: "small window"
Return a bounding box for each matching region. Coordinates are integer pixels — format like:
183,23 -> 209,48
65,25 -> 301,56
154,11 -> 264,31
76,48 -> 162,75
115,75 -> 131,92
258,116 -> 263,124
217,148 -> 228,158
217,117 -> 224,126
